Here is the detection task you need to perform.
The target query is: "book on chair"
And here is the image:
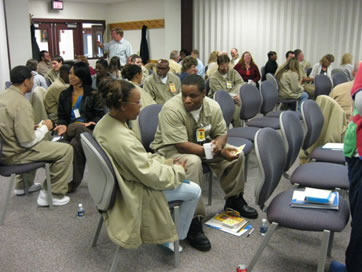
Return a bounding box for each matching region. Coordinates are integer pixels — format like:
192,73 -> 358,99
290,188 -> 339,210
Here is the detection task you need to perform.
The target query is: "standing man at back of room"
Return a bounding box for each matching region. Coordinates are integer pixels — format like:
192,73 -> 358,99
97,27 -> 133,66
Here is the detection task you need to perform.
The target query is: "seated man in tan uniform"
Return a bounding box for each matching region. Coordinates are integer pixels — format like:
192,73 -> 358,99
329,61 -> 359,120
209,54 -> 244,127
128,54 -> 149,83
169,50 -> 182,75
44,64 -> 71,123
0,66 -> 73,206
151,74 -> 257,252
143,59 -> 181,104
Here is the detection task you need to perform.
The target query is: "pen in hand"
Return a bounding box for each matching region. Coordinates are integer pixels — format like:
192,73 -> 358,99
246,227 -> 255,238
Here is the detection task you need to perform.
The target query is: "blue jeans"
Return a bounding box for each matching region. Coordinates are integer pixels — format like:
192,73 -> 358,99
163,181 -> 201,240
297,92 -> 309,111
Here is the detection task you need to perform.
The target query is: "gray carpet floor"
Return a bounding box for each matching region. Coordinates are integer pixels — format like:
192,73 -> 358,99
0,151 -> 350,272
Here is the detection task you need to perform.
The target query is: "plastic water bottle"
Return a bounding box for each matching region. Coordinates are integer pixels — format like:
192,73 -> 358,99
77,203 -> 85,217
236,264 -> 248,272
260,218 -> 268,236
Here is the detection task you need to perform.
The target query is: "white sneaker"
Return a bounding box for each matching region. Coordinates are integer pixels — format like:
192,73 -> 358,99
161,242 -> 183,253
14,183 -> 42,196
37,190 -> 70,207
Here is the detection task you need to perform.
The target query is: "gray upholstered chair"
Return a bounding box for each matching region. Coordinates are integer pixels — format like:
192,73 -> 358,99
0,139 -> 53,225
332,71 -> 349,87
314,74 -> 332,98
138,104 -> 163,153
80,132 -> 183,270
214,90 -> 254,197
260,66 -> 266,81
238,84 -> 281,129
279,104 -> 349,192
303,99 -> 345,165
263,81 -> 302,119
248,127 -> 350,272
278,111 -> 304,177
214,90 -> 254,153
266,72 -> 298,110
332,67 -> 352,81
226,85 -> 262,142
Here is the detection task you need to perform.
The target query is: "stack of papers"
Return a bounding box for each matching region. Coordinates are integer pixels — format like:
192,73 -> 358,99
321,143 -> 344,151
205,212 -> 251,236
291,188 -> 339,210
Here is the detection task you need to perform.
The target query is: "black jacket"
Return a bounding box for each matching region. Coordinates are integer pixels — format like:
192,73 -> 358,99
57,86 -> 105,127
263,60 -> 278,81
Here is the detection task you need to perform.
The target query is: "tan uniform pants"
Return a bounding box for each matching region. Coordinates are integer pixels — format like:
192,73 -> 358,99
166,153 -> 245,217
3,141 -> 73,196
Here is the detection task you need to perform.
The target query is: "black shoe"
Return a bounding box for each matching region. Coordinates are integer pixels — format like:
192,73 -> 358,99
186,217 -> 211,252
224,194 -> 258,219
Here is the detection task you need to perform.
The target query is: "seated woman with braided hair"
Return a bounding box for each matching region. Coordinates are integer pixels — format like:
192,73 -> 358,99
93,79 -> 201,251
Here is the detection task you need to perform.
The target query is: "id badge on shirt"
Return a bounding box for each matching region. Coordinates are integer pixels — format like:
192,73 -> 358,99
73,109 -> 81,119
169,83 -> 177,93
226,81 -> 232,89
196,128 -> 206,142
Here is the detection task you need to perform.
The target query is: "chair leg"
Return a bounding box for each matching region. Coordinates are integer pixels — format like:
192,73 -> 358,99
208,171 -> 212,206
244,155 -> 249,182
248,222 -> 278,271
45,163 -> 53,209
91,215 -> 104,248
173,206 -> 180,268
327,231 -> 334,257
109,245 -> 121,272
0,174 -> 16,225
317,230 -> 330,272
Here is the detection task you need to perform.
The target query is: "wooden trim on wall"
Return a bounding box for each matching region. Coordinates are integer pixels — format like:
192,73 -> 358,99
109,19 -> 164,31
181,0 -> 193,52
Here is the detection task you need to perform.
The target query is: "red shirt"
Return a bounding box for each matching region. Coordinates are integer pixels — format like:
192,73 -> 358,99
234,63 -> 261,83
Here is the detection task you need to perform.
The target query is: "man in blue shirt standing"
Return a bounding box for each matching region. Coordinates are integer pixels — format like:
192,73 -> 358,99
97,27 -> 133,66
191,49 -> 205,79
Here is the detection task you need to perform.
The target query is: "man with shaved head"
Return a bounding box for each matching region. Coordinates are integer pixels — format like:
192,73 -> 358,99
143,59 -> 181,104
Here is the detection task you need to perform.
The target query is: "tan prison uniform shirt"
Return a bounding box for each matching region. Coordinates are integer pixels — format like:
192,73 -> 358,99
129,82 -> 156,140
278,70 -> 304,100
44,77 -> 69,123
0,86 -> 35,160
45,69 -> 59,84
169,59 -> 182,75
330,80 -> 354,120
208,69 -> 244,98
37,61 -> 51,76
151,94 -> 227,156
143,72 -> 181,104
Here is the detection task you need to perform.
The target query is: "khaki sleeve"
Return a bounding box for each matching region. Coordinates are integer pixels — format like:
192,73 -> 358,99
209,77 -> 224,98
158,107 -> 189,145
99,133 -> 185,191
143,78 -> 156,100
14,102 -> 35,144
289,72 -> 304,94
174,76 -> 181,94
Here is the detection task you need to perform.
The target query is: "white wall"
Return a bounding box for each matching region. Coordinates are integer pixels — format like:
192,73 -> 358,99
29,0 -> 108,20
194,0 -> 362,69
5,0 -> 32,68
107,0 -> 165,59
0,0 -> 10,89
164,0 -> 181,57
28,0 -> 181,60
